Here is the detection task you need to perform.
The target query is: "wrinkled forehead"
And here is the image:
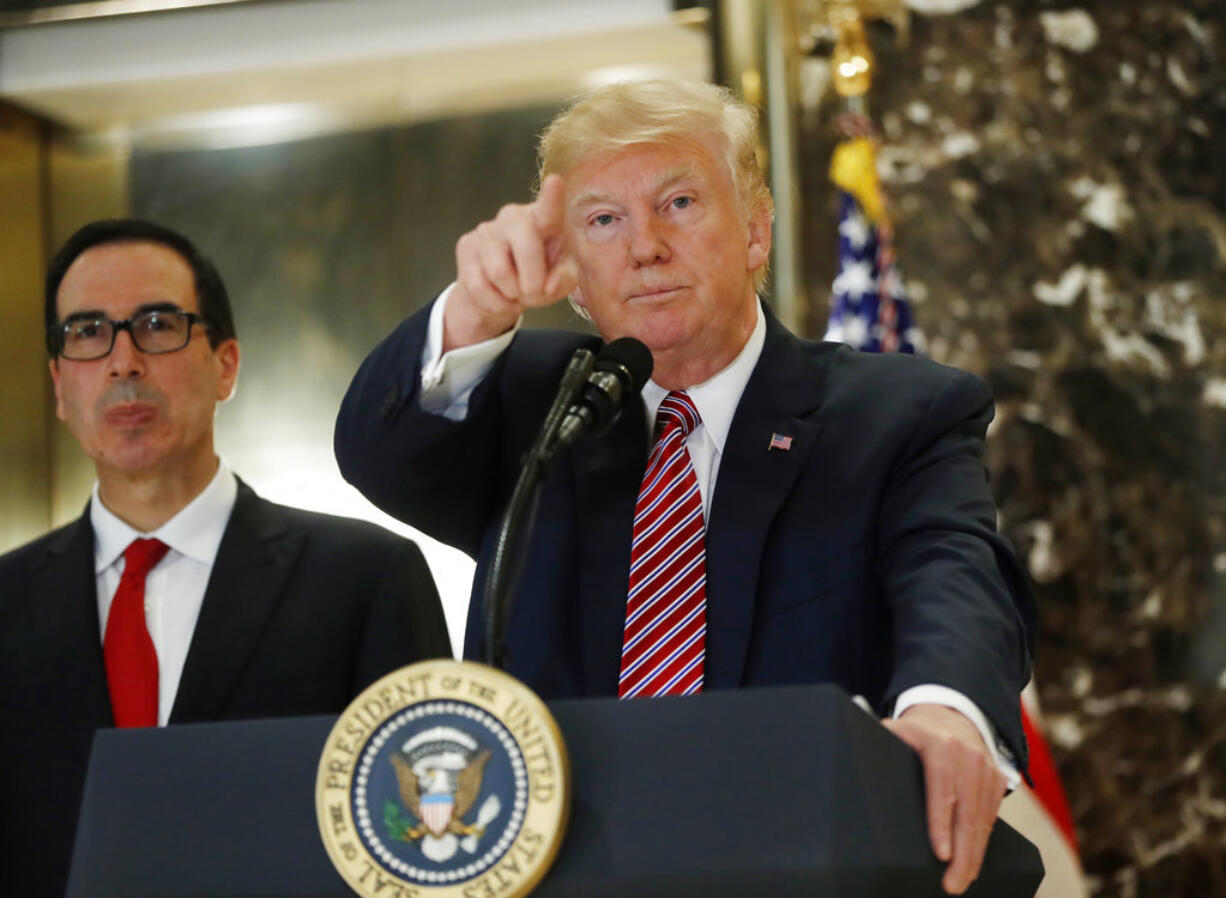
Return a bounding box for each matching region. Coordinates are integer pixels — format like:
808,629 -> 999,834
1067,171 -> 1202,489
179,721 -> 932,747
56,240 -> 198,318
564,137 -> 735,204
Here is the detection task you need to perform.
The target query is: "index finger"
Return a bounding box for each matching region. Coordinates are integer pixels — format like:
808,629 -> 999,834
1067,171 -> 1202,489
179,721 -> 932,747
943,765 -> 1004,894
923,756 -> 957,865
530,174 -> 567,238
881,718 -> 955,862
944,803 -> 992,895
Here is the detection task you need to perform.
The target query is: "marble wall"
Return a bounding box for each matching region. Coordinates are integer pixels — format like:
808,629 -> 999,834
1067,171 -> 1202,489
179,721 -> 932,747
793,2 -> 1225,895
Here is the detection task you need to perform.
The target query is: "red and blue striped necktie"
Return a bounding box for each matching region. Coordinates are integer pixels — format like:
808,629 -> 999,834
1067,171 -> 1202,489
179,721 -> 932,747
619,390 -> 707,698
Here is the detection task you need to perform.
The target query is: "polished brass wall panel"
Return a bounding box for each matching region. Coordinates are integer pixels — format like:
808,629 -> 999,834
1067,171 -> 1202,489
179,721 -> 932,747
45,135 -> 130,525
0,104 -> 51,553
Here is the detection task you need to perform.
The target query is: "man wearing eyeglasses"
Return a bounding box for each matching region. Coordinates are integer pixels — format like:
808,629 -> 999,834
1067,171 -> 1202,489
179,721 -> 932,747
0,219 -> 451,898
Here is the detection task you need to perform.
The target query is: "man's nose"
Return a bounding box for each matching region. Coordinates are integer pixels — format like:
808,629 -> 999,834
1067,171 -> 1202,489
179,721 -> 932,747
629,216 -> 670,266
106,329 -> 146,378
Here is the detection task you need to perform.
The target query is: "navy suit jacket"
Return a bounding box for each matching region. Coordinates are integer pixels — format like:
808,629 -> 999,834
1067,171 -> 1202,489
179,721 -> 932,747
0,481 -> 450,898
336,300 -> 1035,768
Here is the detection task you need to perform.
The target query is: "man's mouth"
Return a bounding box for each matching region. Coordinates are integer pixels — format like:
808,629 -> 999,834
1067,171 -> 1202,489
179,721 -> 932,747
628,285 -> 685,302
103,403 -> 157,427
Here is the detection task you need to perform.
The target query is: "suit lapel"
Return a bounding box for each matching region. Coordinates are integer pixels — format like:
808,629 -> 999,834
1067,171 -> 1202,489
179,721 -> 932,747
27,509 -> 114,745
704,307 -> 829,689
170,482 -> 304,722
573,396 -> 649,696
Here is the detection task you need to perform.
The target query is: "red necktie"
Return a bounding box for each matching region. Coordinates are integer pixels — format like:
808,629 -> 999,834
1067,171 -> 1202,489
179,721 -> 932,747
619,391 -> 707,698
104,538 -> 170,727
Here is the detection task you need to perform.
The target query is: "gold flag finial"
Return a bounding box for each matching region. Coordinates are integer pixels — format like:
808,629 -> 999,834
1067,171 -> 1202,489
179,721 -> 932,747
794,1 -> 909,97
831,14 -> 874,98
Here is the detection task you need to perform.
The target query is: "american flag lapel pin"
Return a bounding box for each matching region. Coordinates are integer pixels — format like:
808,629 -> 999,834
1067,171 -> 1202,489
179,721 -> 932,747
768,432 -> 793,451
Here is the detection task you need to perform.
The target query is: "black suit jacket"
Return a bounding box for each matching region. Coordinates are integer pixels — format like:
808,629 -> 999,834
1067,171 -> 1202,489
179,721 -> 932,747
336,299 -> 1035,766
0,481 -> 450,897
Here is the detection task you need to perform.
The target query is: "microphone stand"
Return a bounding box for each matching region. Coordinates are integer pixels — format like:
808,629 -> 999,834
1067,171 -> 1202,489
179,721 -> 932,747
482,348 -> 595,670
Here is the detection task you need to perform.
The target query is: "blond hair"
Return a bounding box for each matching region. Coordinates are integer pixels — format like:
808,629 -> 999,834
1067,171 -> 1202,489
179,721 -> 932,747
538,80 -> 774,289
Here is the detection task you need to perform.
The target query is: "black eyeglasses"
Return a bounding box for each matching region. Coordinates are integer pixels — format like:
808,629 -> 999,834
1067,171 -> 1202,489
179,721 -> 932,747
53,309 -> 209,361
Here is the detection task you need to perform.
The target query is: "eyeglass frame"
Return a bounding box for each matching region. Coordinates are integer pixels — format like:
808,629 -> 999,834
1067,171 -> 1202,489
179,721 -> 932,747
49,304 -> 212,361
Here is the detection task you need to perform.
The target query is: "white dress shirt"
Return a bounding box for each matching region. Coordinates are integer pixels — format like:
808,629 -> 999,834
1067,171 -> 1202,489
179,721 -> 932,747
419,288 -> 1017,786
92,461 -> 237,726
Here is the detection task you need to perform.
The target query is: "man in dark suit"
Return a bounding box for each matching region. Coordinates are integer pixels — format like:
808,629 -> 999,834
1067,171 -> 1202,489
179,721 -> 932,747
335,80 -> 1035,895
0,219 -> 451,897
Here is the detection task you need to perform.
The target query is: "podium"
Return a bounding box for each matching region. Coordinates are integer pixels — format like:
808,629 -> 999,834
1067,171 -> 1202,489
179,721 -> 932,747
67,684 -> 1042,897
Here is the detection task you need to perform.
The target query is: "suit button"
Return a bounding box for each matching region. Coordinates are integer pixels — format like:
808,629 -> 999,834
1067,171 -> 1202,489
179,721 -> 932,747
378,384 -> 401,422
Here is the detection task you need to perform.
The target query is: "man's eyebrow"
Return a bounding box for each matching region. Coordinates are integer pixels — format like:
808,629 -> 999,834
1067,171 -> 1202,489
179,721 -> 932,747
655,164 -> 701,192
570,164 -> 702,210
60,301 -> 186,323
571,188 -> 615,208
134,301 -> 186,315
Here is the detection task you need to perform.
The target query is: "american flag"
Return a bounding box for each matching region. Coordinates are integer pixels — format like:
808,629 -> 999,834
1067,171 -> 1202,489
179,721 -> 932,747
1001,684 -> 1086,896
825,191 -> 923,355
769,432 -> 793,451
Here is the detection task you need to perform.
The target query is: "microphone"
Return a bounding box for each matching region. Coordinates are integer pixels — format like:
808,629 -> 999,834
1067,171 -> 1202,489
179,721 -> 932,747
483,338 -> 650,667
555,337 -> 653,448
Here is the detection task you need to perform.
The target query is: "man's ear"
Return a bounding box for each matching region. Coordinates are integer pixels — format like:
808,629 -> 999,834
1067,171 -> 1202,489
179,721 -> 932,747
48,359 -> 66,421
214,339 -> 241,402
745,204 -> 773,274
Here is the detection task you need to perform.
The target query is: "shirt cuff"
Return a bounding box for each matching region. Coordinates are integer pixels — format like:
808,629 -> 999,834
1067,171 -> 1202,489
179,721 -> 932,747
893,684 -> 1021,791
419,283 -> 519,420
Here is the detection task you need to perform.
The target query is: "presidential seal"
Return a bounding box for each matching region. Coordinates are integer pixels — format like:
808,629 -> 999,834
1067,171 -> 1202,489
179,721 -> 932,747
316,660 -> 570,898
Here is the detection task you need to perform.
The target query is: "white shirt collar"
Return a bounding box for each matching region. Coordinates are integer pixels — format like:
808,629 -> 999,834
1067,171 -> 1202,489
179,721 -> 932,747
640,301 -> 767,452
91,459 -> 239,574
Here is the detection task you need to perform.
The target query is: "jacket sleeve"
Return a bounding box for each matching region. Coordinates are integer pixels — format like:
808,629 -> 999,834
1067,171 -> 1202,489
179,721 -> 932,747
874,366 -> 1037,771
334,299 -> 509,557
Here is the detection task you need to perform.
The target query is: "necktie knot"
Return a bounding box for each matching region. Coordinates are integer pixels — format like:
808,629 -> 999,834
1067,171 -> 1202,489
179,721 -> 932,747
123,538 -> 170,581
657,390 -> 701,439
